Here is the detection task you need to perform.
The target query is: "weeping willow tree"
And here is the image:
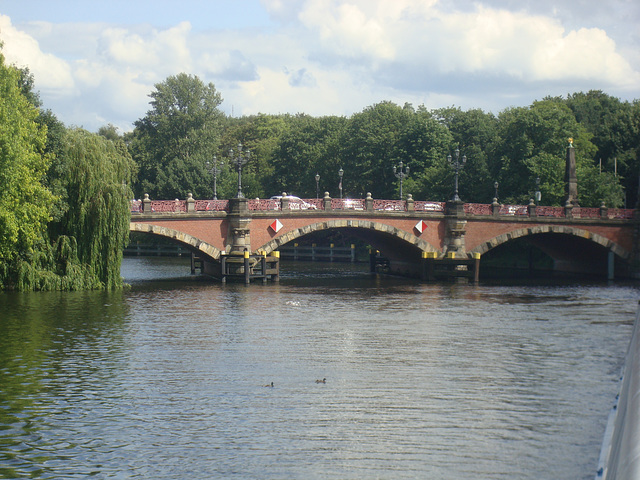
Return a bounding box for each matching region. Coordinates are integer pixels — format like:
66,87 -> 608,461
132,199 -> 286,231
0,42 -> 137,291
52,128 -> 137,289
6,127 -> 136,291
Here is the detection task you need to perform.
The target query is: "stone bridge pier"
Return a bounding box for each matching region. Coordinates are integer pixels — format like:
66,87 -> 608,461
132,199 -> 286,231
228,197 -> 251,254
444,201 -> 467,255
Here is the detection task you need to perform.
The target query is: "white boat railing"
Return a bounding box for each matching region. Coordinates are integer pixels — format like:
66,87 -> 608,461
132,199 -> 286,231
596,301 -> 640,479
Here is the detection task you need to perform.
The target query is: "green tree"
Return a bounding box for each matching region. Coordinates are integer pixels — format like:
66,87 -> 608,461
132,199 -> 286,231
220,113 -> 296,199
433,107 -> 498,202
393,107 -> 453,201
493,100 -> 612,206
130,73 -> 224,199
565,91 -> 638,206
54,128 -> 136,289
0,51 -> 54,275
270,114 -> 347,198
340,101 -> 413,198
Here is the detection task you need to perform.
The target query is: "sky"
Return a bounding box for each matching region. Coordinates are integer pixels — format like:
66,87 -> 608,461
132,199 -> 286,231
0,0 -> 639,132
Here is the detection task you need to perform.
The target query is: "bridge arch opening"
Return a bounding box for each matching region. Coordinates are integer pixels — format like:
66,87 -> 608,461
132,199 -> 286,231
473,227 -> 631,279
129,223 -> 223,261
256,220 -> 438,278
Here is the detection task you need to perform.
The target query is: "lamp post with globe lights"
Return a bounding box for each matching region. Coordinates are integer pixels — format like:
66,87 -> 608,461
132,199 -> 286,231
393,161 -> 410,199
448,148 -> 467,202
229,143 -> 251,199
206,156 -> 223,200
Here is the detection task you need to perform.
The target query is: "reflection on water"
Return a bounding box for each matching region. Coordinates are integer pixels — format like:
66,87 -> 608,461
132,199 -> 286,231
0,257 -> 637,479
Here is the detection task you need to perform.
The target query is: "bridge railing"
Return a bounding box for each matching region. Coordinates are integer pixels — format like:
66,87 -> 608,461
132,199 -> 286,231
414,201 -> 446,212
130,195 -> 635,220
194,199 -> 230,211
150,199 -> 187,212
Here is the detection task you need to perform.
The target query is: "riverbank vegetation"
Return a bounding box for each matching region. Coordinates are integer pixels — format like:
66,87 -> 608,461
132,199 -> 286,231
1,47 -> 638,290
0,50 -> 136,291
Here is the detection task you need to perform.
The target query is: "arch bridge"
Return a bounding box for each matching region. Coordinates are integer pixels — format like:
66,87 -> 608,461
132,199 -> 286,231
129,193 -> 639,281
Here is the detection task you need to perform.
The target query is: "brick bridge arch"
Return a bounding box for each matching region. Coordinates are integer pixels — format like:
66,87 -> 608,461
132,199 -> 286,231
130,223 -> 223,261
255,219 -> 439,256
468,224 -> 631,260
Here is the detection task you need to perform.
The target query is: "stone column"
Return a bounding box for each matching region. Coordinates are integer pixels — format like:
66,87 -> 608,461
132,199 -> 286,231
444,200 -> 467,255
143,193 -> 152,213
406,194 -> 414,212
600,201 -> 608,219
323,192 -> 332,211
280,193 -> 290,211
365,192 -> 373,212
564,200 -> 574,218
227,197 -> 251,254
564,139 -> 579,207
492,198 -> 500,216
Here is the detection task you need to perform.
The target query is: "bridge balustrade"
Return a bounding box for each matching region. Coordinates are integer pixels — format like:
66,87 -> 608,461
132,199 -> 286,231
150,200 -> 187,212
130,196 -> 635,219
574,207 -> 599,218
248,198 -> 279,210
331,198 -> 365,210
499,204 -> 529,216
305,199 -> 324,210
536,206 -> 565,217
609,208 -> 635,220
373,199 -> 405,211
194,200 -> 229,211
464,203 -> 493,216
414,201 -> 445,212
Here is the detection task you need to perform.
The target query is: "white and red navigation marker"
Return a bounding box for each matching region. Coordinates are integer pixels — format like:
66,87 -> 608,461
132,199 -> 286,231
269,219 -> 283,233
414,220 -> 427,234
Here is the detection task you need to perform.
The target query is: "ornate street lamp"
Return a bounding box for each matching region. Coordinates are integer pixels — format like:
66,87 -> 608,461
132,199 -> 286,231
447,148 -> 467,202
393,161 -> 410,199
206,155 -> 223,200
535,177 -> 541,205
229,143 -> 251,199
338,167 -> 344,199
493,181 -> 499,202
315,173 -> 320,199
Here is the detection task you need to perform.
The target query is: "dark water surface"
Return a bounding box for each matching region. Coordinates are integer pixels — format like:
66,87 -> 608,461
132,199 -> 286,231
0,257 -> 637,479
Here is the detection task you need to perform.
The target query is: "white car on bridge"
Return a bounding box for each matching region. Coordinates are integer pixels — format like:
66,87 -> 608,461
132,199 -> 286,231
270,196 -> 318,210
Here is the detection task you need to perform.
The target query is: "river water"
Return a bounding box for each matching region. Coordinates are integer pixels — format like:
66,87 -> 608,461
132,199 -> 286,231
0,257 -> 637,479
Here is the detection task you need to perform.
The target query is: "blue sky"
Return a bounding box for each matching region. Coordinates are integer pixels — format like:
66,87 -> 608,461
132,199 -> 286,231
1,0 -> 639,132
1,0 -> 274,30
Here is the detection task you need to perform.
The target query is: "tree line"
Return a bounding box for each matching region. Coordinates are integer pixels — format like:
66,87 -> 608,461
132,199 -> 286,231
128,73 -> 638,210
1,51 -> 639,290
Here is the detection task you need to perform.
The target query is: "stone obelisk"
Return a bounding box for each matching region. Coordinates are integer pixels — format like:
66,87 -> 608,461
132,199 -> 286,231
564,138 -> 579,207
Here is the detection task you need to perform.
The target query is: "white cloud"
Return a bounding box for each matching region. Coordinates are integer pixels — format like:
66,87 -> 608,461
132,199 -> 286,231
97,21 -> 193,75
0,15 -> 75,96
299,0 -> 395,61
288,1 -> 640,91
1,0 -> 639,132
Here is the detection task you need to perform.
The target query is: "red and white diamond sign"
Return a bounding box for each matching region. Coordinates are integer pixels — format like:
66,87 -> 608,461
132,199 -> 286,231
269,219 -> 283,233
414,220 -> 427,234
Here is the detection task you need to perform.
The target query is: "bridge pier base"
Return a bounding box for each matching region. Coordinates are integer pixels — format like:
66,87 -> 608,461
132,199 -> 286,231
219,251 -> 279,284
420,252 -> 480,283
